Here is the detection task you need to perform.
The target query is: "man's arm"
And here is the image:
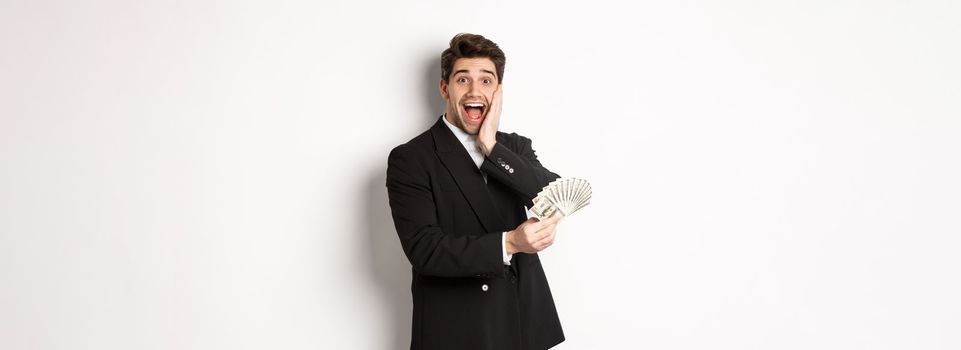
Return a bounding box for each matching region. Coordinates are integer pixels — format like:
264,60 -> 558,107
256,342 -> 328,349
476,85 -> 560,206
386,144 -> 505,278
481,134 -> 561,207
476,85 -> 562,256
483,134 -> 563,256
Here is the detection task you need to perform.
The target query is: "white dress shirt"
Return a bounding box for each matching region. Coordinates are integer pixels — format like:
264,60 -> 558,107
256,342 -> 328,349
442,114 -> 513,266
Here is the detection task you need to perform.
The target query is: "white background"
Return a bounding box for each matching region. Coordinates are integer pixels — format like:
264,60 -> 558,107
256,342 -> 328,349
2,1 -> 960,349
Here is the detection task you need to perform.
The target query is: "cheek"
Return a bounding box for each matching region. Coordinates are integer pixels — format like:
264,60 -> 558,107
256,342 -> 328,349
483,87 -> 497,100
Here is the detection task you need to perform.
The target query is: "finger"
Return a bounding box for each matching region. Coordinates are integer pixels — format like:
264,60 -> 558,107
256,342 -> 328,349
528,219 -> 549,231
490,85 -> 502,118
540,239 -> 554,250
535,231 -> 555,244
541,214 -> 561,226
534,236 -> 554,251
533,226 -> 556,242
530,225 -> 555,243
530,216 -> 559,231
535,222 -> 557,234
528,224 -> 549,240
495,86 -> 503,115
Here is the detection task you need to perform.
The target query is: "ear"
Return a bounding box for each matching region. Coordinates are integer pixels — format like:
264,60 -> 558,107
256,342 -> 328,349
438,79 -> 449,100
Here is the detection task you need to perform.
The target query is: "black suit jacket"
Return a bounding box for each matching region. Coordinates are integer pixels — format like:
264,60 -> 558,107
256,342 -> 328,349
386,116 -> 565,350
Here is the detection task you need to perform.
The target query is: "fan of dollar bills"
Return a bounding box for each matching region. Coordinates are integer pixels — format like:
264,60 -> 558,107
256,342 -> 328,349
529,178 -> 592,220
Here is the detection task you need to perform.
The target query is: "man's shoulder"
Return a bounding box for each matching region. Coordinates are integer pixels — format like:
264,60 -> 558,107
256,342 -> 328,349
390,128 -> 434,154
495,130 -> 534,152
387,127 -> 436,169
495,130 -> 530,142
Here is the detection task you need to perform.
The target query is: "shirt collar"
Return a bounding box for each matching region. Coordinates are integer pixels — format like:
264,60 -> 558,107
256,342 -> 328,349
442,113 -> 476,145
441,113 -> 487,172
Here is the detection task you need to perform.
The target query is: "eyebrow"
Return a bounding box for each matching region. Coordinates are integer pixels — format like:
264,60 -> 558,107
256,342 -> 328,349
453,69 -> 497,78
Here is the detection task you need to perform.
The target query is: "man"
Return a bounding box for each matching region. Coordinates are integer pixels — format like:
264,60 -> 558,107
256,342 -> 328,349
386,33 -> 565,350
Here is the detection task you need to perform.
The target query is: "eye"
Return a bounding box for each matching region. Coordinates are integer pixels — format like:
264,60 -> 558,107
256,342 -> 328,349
483,79 -> 491,84
458,77 -> 469,84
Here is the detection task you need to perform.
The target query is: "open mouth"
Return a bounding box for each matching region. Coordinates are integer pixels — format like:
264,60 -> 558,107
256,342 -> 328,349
463,102 -> 486,123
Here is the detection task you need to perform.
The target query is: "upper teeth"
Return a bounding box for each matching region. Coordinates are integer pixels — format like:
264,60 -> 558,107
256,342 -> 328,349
466,103 -> 483,107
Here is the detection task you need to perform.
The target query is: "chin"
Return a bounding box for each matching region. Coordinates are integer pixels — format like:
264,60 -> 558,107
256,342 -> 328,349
461,122 -> 480,135
451,116 -> 478,135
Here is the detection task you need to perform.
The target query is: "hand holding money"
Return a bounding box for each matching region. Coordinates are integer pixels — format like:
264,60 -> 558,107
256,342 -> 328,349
506,215 -> 561,254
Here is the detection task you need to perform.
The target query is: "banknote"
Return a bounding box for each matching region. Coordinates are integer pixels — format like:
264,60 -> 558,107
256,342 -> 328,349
529,178 -> 592,220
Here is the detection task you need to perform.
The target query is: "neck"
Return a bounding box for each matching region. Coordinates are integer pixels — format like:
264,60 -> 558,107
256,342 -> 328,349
443,113 -> 474,137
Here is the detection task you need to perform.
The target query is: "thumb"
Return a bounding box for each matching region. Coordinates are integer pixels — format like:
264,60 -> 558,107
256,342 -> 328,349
541,214 -> 562,225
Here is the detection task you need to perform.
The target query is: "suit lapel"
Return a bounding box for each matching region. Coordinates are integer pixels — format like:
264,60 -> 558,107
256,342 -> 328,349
431,116 -> 506,233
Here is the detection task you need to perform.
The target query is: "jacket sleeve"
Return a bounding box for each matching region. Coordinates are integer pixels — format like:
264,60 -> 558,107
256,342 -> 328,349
386,144 -> 505,278
481,133 -> 561,208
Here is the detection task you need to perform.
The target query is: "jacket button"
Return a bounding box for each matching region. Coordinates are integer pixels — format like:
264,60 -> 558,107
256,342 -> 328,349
481,284 -> 489,292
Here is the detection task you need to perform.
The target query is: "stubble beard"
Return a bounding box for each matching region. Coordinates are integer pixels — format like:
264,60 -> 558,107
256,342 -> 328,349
448,105 -> 480,135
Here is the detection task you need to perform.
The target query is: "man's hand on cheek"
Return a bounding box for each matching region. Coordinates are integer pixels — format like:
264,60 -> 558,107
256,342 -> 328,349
478,84 -> 502,155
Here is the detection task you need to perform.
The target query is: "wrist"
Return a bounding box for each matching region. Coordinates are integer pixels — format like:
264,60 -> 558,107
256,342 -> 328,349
481,139 -> 496,156
505,230 -> 517,255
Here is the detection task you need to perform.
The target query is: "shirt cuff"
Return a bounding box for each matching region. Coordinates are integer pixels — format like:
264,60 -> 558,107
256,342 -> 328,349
502,231 -> 513,265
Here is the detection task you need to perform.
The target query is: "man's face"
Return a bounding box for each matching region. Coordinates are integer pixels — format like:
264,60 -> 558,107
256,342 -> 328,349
440,57 -> 499,135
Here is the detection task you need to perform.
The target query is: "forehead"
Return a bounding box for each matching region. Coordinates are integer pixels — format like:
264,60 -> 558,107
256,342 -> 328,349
451,57 -> 496,75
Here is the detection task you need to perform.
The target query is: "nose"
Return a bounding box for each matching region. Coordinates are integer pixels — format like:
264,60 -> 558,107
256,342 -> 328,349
467,80 -> 483,96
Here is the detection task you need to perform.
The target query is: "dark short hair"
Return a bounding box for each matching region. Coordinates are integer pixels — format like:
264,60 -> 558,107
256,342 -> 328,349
441,33 -> 506,83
